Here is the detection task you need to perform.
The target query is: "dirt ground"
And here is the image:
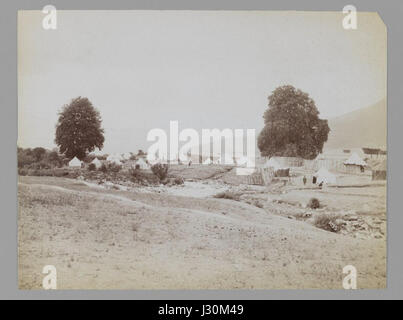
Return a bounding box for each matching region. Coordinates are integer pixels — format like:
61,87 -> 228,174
18,173 -> 386,289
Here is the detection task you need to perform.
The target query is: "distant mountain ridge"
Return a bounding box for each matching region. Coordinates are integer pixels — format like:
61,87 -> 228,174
324,99 -> 386,150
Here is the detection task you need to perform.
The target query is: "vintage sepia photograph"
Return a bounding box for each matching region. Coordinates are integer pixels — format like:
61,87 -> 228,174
17,10 -> 386,289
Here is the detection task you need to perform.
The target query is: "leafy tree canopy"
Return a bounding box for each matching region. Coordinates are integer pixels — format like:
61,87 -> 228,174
55,97 -> 104,160
258,85 -> 330,160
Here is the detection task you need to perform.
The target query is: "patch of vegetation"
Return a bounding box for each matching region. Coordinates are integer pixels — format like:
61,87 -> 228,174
128,168 -> 160,185
151,163 -> 169,181
214,191 -> 241,201
254,200 -> 264,208
308,197 -> 320,209
88,163 -> 96,171
28,193 -> 78,207
313,214 -> 342,232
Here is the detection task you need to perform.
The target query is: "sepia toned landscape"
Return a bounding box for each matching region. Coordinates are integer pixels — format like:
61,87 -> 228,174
18,11 -> 386,289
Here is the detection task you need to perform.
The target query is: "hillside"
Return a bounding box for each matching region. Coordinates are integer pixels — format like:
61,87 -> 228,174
325,99 -> 387,150
18,176 -> 386,289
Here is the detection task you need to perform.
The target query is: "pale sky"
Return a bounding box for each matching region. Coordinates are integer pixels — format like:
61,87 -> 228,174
18,10 -> 386,154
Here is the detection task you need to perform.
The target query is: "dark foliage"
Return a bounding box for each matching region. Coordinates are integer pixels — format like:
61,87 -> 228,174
55,97 -> 104,160
151,163 -> 169,181
308,197 -> 320,209
258,85 -> 330,160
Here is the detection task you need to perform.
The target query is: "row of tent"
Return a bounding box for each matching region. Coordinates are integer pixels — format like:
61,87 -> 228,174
68,156 -> 149,169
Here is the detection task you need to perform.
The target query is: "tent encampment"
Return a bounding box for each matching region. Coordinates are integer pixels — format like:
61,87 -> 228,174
314,167 -> 337,185
68,157 -> 82,168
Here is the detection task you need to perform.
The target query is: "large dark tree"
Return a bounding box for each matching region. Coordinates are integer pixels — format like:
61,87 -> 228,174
258,85 -> 330,160
55,97 -> 104,160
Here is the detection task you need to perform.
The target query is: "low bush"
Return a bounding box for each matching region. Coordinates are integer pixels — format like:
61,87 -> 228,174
151,163 -> 169,181
308,197 -> 320,209
313,214 -> 341,232
129,168 -> 159,185
173,177 -> 184,185
99,163 -> 108,173
254,200 -> 264,208
18,168 -> 28,176
108,163 -> 122,173
88,163 -> 96,171
214,191 -> 241,201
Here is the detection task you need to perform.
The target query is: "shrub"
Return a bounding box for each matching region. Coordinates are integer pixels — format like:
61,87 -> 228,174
313,214 -> 341,232
51,168 -> 70,177
88,163 -> 96,171
98,162 -> 121,173
108,163 -> 122,173
151,163 -> 169,181
99,163 -> 108,173
129,167 -> 159,185
308,197 -> 320,209
18,168 -> 28,176
174,177 -> 184,185
254,200 -> 264,208
214,191 -> 240,201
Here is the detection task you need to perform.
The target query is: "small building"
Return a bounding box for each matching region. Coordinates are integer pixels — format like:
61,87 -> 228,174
344,152 -> 367,174
372,159 -> 387,180
68,157 -> 82,168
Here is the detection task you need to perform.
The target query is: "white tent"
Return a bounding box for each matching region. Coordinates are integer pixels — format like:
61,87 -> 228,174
203,158 -> 212,165
68,157 -> 82,168
135,158 -> 149,169
106,154 -> 115,161
91,158 -> 102,169
122,152 -> 132,160
344,152 -> 367,166
264,158 -> 282,170
314,167 -> 337,185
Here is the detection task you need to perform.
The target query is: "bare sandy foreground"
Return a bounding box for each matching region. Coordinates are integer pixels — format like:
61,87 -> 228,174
18,176 -> 386,289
